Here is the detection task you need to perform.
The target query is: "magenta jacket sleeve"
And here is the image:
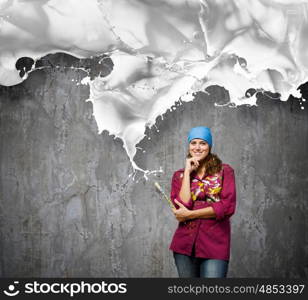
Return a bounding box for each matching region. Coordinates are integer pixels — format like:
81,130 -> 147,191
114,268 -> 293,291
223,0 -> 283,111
211,164 -> 236,221
170,171 -> 194,210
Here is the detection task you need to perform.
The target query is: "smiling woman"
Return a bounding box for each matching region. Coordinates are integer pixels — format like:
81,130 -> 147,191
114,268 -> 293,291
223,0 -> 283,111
169,126 -> 236,278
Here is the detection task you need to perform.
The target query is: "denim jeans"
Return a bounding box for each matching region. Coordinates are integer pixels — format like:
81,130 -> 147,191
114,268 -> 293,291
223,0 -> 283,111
173,252 -> 229,278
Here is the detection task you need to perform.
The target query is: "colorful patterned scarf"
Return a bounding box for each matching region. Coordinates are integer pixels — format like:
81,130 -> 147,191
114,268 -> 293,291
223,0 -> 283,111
190,170 -> 223,202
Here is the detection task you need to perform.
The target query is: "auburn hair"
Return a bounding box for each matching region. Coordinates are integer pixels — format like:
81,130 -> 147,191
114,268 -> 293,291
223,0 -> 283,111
187,149 -> 222,175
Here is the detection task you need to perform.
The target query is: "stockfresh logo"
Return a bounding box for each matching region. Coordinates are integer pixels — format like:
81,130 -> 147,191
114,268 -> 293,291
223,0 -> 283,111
3,281 -> 20,297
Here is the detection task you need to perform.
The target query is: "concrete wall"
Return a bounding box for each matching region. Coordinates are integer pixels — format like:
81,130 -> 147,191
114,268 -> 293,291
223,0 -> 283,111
0,55 -> 307,277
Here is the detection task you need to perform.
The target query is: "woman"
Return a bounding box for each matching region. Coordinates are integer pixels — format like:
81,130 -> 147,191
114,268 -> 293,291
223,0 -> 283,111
170,126 -> 236,278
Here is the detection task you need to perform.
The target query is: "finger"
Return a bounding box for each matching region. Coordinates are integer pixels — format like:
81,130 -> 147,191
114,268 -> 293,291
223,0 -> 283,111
174,199 -> 185,208
192,160 -> 199,167
191,163 -> 197,168
192,163 -> 198,169
194,158 -> 200,164
191,157 -> 197,163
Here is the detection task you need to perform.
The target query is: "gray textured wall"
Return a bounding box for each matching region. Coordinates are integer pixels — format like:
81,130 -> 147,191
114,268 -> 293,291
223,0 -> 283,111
0,56 -> 307,277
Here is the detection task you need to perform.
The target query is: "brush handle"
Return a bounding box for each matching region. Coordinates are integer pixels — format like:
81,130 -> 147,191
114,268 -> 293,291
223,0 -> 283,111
155,182 -> 175,209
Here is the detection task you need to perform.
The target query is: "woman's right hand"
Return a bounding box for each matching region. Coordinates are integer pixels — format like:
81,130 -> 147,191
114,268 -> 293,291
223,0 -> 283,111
185,157 -> 200,173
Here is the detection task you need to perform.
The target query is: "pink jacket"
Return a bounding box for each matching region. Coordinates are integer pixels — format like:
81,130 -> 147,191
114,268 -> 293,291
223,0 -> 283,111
169,163 -> 236,261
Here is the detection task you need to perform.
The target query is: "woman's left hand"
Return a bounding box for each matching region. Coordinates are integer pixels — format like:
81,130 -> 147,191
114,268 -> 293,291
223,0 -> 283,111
172,199 -> 192,222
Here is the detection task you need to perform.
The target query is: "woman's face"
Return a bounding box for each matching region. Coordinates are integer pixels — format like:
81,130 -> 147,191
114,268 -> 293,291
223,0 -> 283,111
189,138 -> 210,161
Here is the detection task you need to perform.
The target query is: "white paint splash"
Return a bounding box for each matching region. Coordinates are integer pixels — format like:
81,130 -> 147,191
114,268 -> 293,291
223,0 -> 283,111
1,0 -> 307,171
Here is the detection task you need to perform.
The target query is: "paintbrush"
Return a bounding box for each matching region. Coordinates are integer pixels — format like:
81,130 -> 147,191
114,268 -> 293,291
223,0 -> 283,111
154,182 -> 175,209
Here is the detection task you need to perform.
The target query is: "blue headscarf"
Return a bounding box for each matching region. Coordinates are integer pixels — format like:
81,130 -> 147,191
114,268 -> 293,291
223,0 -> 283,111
187,126 -> 212,147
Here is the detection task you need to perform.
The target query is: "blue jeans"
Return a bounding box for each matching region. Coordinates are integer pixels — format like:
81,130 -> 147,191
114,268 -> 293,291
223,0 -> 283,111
173,252 -> 229,278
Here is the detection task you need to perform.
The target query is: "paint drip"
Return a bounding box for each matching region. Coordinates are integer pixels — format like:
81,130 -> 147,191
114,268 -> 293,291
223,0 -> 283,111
0,0 -> 307,173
